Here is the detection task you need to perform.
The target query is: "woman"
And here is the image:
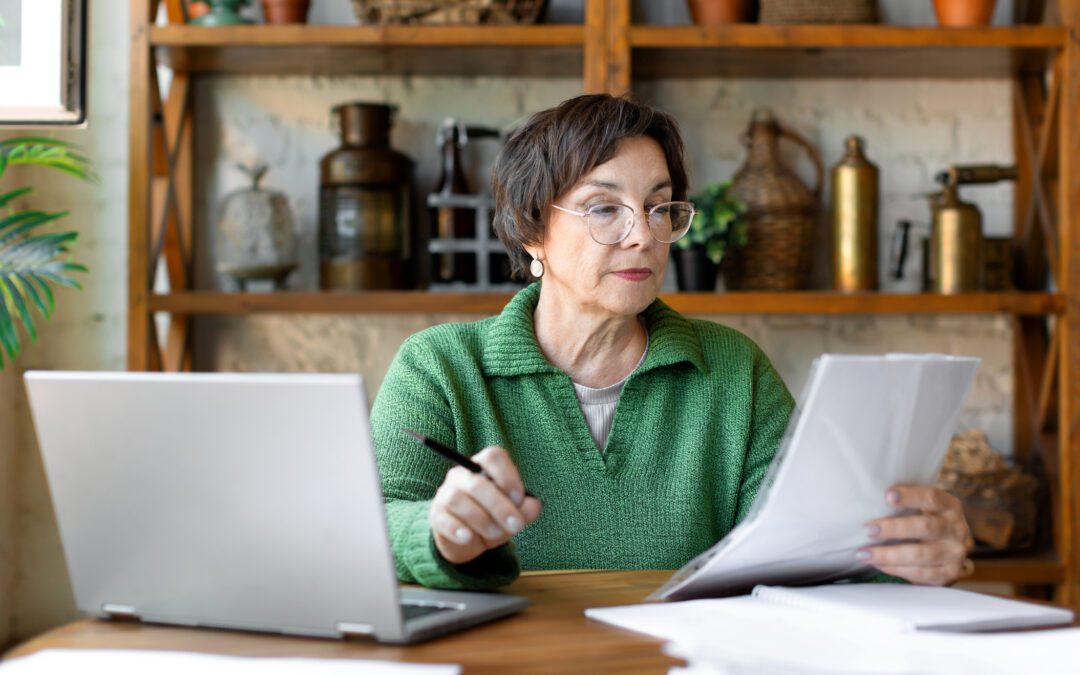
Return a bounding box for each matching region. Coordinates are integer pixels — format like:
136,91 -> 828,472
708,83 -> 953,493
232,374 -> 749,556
369,94 -> 973,590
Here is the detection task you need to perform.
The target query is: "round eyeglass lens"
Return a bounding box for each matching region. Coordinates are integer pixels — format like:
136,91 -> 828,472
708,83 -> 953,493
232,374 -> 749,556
586,204 -> 634,244
649,202 -> 695,243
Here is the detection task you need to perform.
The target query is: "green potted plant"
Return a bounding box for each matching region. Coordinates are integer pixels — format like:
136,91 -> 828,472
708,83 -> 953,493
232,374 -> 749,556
0,137 -> 93,368
673,181 -> 747,292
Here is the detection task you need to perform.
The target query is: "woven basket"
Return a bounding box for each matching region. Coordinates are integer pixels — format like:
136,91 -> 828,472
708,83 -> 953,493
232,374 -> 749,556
725,111 -> 823,291
351,0 -> 545,24
759,0 -> 878,24
723,210 -> 816,291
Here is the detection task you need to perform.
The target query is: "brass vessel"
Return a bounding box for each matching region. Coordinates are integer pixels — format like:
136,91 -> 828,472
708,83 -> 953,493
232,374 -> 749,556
831,136 -> 879,293
318,102 -> 414,291
928,164 -> 1016,294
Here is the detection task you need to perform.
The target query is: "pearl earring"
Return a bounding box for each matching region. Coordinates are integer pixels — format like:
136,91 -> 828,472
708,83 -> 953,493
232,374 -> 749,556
529,257 -> 545,278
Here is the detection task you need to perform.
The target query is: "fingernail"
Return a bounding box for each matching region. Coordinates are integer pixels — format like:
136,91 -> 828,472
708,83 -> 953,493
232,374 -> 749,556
865,524 -> 881,538
506,516 -> 522,534
454,527 -> 472,544
886,489 -> 901,506
856,549 -> 872,562
486,525 -> 503,540
509,489 -> 523,506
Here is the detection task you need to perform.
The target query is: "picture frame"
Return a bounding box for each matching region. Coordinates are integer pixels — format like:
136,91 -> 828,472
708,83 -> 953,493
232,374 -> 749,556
0,0 -> 86,126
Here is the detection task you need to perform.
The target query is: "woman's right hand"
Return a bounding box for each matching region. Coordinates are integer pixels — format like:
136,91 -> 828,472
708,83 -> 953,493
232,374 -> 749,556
429,445 -> 542,565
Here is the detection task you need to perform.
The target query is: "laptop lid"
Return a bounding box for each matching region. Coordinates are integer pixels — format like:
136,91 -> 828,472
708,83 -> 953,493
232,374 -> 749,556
25,371 -> 410,641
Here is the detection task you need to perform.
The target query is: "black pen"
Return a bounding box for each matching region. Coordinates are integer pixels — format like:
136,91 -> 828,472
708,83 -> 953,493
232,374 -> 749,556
401,428 -> 536,500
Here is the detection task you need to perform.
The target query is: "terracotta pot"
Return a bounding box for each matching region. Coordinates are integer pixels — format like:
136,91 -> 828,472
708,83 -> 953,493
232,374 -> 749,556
932,0 -> 997,27
688,0 -> 751,24
261,0 -> 310,24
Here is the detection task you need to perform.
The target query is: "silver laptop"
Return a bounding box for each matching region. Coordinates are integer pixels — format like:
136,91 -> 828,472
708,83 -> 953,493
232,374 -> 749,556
24,371 -> 528,643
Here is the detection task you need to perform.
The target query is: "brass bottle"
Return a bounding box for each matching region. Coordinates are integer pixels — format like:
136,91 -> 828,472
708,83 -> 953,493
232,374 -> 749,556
831,136 -> 879,292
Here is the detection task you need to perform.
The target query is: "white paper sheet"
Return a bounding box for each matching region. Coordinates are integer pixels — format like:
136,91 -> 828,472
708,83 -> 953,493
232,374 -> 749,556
651,354 -> 980,601
752,582 -> 1074,632
588,599 -> 1080,675
0,650 -> 462,675
588,597 -> 923,674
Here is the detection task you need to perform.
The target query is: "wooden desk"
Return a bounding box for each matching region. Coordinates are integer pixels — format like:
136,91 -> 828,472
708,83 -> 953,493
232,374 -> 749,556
3,570 -> 681,674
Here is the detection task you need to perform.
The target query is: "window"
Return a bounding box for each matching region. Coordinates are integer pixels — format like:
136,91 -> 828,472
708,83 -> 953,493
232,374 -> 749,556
0,0 -> 86,125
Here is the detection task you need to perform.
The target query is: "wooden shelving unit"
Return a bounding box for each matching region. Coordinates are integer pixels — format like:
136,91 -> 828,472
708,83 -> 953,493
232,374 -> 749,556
628,25 -> 1064,78
149,291 -> 1064,316
129,0 -> 1080,609
150,24 -> 586,76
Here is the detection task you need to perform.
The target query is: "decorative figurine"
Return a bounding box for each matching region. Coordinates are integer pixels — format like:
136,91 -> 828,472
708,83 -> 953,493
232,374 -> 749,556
215,163 -> 298,292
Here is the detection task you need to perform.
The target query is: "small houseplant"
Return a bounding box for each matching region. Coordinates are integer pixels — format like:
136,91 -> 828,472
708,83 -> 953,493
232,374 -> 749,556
673,181 -> 747,292
0,137 -> 93,368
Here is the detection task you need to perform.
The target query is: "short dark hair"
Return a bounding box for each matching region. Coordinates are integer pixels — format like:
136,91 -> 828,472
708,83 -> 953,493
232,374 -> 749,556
491,94 -> 690,280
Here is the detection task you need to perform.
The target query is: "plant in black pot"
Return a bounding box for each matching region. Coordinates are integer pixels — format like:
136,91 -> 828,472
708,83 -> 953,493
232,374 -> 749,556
673,181 -> 747,292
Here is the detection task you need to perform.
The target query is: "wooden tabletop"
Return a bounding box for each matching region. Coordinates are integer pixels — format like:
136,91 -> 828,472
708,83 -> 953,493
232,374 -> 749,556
2,570 -> 681,674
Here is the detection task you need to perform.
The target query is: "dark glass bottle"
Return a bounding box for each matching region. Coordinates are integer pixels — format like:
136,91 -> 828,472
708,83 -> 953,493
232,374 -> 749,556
318,102 -> 413,290
432,119 -> 476,284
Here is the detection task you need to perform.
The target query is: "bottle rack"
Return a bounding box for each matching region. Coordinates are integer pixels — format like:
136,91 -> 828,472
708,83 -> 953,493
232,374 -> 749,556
426,192 -> 523,293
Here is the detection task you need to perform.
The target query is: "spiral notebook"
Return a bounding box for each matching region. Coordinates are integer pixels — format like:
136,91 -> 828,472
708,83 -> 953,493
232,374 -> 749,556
750,583 -> 1075,633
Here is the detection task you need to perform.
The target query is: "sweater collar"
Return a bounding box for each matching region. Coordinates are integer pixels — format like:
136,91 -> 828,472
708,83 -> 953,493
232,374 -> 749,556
481,283 -> 707,377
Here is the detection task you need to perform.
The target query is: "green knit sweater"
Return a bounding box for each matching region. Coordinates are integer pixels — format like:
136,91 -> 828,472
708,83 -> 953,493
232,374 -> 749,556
370,283 -> 795,590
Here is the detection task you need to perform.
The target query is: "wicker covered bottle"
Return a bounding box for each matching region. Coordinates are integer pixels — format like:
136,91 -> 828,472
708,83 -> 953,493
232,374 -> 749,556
727,109 -> 823,291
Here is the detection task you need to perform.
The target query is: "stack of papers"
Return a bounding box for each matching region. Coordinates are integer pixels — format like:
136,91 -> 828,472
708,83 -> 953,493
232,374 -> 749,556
652,354 -> 980,600
587,587 -> 1078,675
0,650 -> 462,675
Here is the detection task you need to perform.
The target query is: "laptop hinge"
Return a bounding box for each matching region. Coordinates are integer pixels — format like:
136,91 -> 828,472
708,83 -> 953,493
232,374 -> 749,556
101,604 -> 140,621
336,621 -> 375,637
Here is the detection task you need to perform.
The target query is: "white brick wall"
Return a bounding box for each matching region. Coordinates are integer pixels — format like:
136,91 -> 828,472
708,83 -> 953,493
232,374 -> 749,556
194,76 -> 1014,460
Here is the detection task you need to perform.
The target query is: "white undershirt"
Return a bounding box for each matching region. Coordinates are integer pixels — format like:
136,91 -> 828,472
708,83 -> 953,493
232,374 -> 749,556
571,325 -> 649,452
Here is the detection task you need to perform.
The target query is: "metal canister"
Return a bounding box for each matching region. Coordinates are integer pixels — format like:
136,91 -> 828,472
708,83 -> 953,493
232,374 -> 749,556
830,136 -> 879,292
318,102 -> 414,291
929,183 -> 984,294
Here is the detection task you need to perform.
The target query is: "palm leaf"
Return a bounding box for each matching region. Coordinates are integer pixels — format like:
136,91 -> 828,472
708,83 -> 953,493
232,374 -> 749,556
0,207 -> 86,366
0,210 -> 66,246
1,276 -> 35,342
0,187 -> 33,208
0,137 -> 97,183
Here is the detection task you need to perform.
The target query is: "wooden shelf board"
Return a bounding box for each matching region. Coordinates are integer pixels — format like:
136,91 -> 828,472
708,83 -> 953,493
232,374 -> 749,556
967,552 -> 1065,584
148,291 -> 1063,316
629,26 -> 1064,78
151,25 -> 585,77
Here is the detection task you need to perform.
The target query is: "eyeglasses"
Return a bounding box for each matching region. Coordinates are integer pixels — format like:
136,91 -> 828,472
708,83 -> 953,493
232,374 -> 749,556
551,201 -> 696,246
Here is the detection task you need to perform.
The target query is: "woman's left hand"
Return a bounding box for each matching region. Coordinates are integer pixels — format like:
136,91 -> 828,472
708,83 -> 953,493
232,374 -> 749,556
859,484 -> 975,586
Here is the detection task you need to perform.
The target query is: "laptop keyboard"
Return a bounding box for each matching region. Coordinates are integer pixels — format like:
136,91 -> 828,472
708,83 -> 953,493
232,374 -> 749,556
401,603 -> 458,621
